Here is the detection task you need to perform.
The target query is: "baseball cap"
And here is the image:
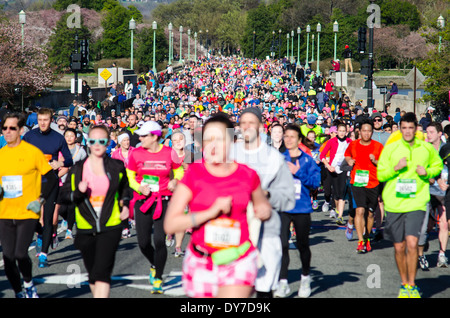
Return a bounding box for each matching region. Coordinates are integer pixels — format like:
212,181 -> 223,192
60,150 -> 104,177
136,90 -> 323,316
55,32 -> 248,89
134,121 -> 162,136
240,107 -> 263,123
371,112 -> 382,119
307,114 -> 317,125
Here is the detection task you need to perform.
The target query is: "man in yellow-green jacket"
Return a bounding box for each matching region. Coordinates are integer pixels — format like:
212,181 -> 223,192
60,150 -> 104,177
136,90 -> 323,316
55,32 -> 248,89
377,112 -> 443,299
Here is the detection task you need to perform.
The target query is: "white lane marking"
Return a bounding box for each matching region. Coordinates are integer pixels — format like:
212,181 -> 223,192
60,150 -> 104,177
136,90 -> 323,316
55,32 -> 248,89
32,271 -> 185,296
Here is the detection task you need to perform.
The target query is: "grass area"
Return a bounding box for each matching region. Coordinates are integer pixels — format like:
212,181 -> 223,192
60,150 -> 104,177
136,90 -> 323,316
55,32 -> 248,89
374,70 -> 410,77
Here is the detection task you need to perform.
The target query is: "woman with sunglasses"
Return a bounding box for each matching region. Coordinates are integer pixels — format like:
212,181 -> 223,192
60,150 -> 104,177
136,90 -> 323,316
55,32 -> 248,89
126,121 -> 183,294
164,114 -> 272,298
59,125 -> 130,298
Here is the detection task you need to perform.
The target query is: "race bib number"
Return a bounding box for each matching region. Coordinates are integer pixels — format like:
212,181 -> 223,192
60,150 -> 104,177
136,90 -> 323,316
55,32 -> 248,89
204,218 -> 241,249
294,179 -> 301,200
354,170 -> 369,187
90,195 -> 105,216
396,179 -> 416,198
141,175 -> 160,192
2,176 -> 23,198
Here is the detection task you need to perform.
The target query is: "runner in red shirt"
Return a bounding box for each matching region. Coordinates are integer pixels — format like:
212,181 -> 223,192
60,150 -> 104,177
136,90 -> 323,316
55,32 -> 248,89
345,119 -> 384,253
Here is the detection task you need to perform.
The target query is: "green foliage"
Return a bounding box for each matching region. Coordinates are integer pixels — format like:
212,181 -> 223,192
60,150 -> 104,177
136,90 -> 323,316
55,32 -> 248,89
53,0 -> 108,11
47,13 -> 91,73
100,2 -> 143,59
416,11 -> 450,105
135,27 -> 169,72
379,0 -> 421,31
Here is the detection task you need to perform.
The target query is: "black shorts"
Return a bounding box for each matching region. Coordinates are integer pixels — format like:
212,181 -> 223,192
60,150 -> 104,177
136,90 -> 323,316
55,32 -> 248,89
351,185 -> 379,211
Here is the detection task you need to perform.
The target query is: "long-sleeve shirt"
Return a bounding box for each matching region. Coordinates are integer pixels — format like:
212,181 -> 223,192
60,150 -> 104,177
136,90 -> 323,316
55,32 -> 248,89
377,137 -> 443,213
23,128 -> 73,168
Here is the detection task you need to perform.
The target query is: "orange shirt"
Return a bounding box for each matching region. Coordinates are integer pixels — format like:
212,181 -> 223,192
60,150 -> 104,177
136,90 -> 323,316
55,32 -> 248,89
344,139 -> 384,188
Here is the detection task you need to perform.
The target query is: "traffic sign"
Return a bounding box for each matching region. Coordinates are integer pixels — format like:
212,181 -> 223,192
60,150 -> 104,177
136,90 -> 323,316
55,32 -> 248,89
405,67 -> 425,89
100,68 -> 112,81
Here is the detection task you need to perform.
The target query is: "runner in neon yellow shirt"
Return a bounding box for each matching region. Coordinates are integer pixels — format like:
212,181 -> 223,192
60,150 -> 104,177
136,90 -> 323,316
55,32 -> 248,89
377,112 -> 442,298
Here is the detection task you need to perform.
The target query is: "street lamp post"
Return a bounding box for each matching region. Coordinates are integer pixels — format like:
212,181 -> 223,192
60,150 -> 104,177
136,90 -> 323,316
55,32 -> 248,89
19,10 -> 26,111
129,18 -> 135,70
179,25 -> 183,63
253,30 -> 256,59
306,25 -> 310,67
311,33 -> 314,62
287,33 -> 290,61
316,23 -> 321,74
297,27 -> 301,65
187,29 -> 191,61
272,31 -> 275,59
168,23 -> 172,64
291,30 -> 294,63
438,15 -> 445,53
278,29 -> 281,58
194,32 -> 197,61
152,21 -> 157,73
19,10 -> 26,47
206,29 -> 209,56
333,20 -> 339,61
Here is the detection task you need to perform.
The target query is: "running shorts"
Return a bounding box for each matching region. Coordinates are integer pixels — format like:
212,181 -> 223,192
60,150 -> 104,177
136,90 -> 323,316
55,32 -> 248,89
383,210 -> 425,243
182,247 -> 258,298
351,185 -> 379,211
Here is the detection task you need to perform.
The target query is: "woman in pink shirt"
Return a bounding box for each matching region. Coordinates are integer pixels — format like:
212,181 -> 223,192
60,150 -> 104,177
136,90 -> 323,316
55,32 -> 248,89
164,114 -> 271,298
127,121 -> 183,294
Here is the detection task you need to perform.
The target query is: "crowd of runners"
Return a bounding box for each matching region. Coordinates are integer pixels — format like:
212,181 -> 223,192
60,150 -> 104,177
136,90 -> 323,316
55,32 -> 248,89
0,55 -> 448,299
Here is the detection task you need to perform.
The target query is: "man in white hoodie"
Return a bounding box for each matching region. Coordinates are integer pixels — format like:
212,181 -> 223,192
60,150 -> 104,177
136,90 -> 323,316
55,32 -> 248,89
231,107 -> 296,298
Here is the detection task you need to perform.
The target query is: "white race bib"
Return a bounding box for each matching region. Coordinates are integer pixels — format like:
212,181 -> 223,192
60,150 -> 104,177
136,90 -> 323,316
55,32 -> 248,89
354,170 -> 369,187
204,218 -> 241,249
396,179 -> 417,198
2,176 -> 23,198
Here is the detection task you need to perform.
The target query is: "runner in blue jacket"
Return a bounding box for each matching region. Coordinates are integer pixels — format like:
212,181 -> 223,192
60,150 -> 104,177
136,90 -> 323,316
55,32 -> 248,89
274,123 -> 321,298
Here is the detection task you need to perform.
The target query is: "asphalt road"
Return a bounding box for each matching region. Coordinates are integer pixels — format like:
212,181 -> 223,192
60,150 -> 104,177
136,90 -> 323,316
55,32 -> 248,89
1,196 -> 449,302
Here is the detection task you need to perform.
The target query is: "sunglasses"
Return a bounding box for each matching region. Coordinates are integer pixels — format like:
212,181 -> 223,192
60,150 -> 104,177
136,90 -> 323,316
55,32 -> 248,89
87,138 -> 108,146
373,118 -> 383,122
2,126 -> 18,131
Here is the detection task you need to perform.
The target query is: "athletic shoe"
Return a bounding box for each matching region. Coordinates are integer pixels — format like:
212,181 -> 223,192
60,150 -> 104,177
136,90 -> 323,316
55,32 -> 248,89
60,220 -> 68,231
398,284 -> 410,298
336,217 -> 346,226
418,255 -> 429,271
274,279 -> 290,298
437,254 -> 448,268
298,275 -> 311,298
149,266 -> 156,285
357,241 -> 366,254
345,225 -> 354,240
312,200 -> 319,210
35,235 -> 42,255
65,229 -> 73,240
24,283 -> 39,298
165,235 -> 174,247
38,253 -> 48,268
329,209 -> 336,218
16,291 -> 26,298
51,233 -> 59,250
365,239 -> 372,252
152,279 -> 164,294
174,247 -> 184,258
373,229 -> 383,242
322,201 -> 330,213
122,228 -> 131,239
408,285 -> 421,298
